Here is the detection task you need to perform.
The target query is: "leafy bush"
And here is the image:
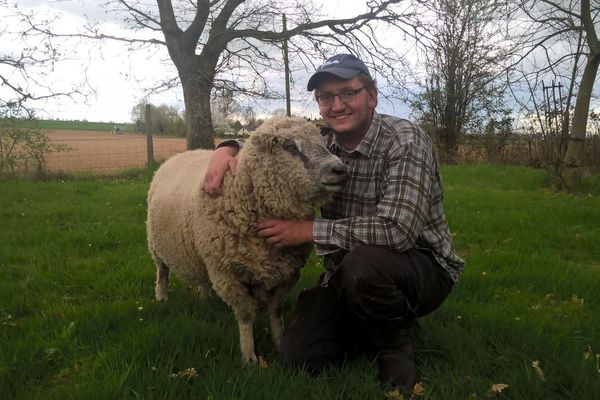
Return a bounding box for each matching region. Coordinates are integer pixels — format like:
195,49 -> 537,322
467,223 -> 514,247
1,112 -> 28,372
0,118 -> 70,175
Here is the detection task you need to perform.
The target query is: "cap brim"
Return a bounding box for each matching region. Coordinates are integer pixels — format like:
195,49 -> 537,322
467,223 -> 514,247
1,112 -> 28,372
306,68 -> 362,91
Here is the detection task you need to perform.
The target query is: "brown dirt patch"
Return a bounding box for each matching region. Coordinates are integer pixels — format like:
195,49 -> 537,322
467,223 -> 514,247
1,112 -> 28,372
46,130 -> 187,174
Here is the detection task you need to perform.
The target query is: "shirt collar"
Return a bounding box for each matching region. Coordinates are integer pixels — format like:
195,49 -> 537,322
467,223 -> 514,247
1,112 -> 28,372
327,111 -> 381,158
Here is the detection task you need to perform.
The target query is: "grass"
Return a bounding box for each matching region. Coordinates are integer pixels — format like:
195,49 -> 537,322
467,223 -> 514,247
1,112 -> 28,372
0,118 -> 137,132
1,164 -> 599,399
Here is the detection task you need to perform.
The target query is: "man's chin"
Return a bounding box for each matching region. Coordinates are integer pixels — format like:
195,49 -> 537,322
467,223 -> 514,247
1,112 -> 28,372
326,119 -> 356,134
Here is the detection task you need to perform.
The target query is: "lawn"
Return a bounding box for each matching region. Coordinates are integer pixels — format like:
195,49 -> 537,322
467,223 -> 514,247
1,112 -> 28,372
0,165 -> 599,399
3,119 -> 138,132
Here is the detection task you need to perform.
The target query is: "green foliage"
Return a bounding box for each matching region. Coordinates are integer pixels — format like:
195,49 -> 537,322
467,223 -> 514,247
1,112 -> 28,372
0,165 -> 599,399
0,118 -> 71,176
131,103 -> 186,137
0,119 -> 137,132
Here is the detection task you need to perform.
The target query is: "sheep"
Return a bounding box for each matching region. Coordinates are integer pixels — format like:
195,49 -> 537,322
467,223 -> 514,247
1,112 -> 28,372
146,117 -> 347,364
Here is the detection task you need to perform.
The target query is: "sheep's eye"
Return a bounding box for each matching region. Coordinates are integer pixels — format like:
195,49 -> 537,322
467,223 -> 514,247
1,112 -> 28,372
282,139 -> 300,155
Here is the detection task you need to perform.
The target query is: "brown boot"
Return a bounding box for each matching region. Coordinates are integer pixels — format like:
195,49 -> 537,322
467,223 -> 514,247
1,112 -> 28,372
375,329 -> 418,392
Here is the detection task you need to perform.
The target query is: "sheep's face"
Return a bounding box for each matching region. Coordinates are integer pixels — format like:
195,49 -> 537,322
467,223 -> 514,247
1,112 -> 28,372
246,118 -> 347,212
277,135 -> 347,194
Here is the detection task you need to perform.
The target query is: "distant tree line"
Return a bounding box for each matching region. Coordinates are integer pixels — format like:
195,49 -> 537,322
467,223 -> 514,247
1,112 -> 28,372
131,103 -> 186,137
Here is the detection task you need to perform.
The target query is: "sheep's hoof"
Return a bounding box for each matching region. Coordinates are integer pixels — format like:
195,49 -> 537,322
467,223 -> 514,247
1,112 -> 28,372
242,353 -> 258,365
155,292 -> 168,301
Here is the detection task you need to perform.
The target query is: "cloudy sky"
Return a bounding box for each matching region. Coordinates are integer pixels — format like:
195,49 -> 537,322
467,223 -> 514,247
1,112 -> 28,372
0,0 -> 413,123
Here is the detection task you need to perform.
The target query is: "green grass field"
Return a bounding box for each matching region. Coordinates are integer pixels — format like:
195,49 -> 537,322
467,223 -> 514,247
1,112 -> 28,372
1,165 -> 599,399
1,118 -> 137,132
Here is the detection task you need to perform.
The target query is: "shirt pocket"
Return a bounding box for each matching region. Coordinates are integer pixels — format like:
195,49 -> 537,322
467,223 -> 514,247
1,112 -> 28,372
351,158 -> 383,215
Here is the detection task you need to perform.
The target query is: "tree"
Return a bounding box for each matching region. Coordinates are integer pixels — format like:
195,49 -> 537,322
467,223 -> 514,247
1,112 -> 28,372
212,88 -> 241,122
510,0 -> 600,189
131,102 -> 186,136
561,0 -> 599,188
25,0 -> 422,149
154,0 -> 421,149
0,0 -> 81,117
410,0 -> 512,161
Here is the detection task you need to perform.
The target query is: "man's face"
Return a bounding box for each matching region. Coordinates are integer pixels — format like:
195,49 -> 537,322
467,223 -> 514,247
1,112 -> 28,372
315,76 -> 378,137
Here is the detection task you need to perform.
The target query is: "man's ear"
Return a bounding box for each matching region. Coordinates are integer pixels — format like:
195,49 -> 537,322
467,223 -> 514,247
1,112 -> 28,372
367,85 -> 378,109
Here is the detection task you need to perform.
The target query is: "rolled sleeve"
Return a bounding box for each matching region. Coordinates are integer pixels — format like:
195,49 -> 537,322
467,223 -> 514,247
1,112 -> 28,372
312,219 -> 339,255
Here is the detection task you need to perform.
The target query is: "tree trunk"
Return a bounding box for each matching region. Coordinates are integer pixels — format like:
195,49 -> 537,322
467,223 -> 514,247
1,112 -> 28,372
181,74 -> 216,150
562,54 -> 599,189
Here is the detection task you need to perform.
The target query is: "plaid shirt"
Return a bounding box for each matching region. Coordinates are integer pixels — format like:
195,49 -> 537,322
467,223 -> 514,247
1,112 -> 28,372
313,112 -> 464,282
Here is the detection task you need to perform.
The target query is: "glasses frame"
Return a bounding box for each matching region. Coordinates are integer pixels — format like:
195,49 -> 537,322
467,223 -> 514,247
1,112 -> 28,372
315,86 -> 368,106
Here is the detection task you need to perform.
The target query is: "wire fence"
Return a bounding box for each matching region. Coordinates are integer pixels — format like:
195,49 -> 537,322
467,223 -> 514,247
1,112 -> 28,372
45,130 -> 187,175
457,134 -> 600,171
19,130 -> 600,176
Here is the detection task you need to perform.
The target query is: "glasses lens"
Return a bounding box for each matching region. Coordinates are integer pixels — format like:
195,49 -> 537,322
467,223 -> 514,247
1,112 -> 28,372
318,95 -> 333,106
339,91 -> 355,102
317,87 -> 364,106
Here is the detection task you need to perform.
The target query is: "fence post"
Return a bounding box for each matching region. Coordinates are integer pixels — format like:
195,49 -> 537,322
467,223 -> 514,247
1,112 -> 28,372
145,104 -> 154,167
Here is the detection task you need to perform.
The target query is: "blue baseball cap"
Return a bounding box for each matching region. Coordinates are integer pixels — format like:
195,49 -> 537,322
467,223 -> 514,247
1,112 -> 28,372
307,54 -> 371,91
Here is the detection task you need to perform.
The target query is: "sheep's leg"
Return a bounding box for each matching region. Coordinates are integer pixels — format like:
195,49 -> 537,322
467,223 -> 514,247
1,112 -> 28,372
266,276 -> 299,348
154,259 -> 169,301
267,292 -> 285,349
237,317 -> 257,365
207,270 -> 259,364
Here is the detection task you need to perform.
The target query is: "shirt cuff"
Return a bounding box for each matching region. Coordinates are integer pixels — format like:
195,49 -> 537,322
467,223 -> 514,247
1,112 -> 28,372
313,219 -> 339,255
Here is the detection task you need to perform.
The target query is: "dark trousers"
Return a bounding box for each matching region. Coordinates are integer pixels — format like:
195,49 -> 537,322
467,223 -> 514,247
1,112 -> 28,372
279,245 -> 454,371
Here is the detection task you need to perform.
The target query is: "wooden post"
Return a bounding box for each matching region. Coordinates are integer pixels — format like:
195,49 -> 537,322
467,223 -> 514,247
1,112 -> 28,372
283,13 -> 291,117
145,104 -> 154,166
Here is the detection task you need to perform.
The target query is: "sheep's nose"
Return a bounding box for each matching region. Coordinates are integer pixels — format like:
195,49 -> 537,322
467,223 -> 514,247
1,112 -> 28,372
331,163 -> 347,177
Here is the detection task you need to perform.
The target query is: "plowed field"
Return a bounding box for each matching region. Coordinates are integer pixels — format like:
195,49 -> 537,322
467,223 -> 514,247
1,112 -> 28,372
46,130 -> 187,174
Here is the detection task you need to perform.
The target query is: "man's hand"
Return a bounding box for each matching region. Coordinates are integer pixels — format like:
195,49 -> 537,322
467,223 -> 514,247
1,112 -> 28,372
257,219 -> 314,248
202,146 -> 239,196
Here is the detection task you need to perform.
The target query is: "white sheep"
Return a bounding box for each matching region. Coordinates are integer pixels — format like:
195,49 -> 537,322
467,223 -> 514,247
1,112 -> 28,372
146,117 -> 347,364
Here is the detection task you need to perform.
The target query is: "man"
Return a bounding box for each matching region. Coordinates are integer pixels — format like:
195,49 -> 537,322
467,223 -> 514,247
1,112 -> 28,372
202,54 -> 464,393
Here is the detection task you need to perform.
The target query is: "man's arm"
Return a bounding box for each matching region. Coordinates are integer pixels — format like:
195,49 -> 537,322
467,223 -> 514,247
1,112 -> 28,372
202,142 -> 240,195
256,219 -> 314,248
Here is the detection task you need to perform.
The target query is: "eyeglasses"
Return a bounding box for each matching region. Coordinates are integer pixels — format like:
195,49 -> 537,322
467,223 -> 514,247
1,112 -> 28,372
315,86 -> 367,106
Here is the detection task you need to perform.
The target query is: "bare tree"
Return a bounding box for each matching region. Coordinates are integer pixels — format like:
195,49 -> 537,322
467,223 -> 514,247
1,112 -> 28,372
212,88 -> 242,122
0,0 -> 82,117
510,0 -> 600,189
410,0 -> 513,162
508,30 -> 585,179
24,0 -> 422,149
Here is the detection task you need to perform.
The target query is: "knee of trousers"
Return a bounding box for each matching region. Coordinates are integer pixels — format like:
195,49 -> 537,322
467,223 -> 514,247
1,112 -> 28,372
335,245 -> 412,322
278,337 -> 336,373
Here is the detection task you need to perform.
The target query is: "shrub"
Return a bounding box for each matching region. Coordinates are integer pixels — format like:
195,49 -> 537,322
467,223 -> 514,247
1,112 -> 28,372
0,118 -> 70,176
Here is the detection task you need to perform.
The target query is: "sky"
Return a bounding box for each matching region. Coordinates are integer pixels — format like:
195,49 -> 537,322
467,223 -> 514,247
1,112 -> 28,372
2,1 -> 595,127
0,0 -> 413,124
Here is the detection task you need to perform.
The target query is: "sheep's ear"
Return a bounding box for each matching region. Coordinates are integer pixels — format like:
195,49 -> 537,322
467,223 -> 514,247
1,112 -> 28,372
265,135 -> 279,154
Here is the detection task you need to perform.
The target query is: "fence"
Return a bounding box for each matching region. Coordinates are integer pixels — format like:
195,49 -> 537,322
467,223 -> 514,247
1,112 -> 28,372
45,130 -> 187,175
5,127 -> 600,176
456,134 -> 600,172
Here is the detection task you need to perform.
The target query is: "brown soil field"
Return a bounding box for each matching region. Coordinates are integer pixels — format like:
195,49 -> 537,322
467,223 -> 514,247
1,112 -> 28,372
46,130 -> 188,174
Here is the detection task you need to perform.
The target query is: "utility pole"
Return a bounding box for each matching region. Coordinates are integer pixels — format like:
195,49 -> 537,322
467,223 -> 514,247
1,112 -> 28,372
282,13 -> 291,117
